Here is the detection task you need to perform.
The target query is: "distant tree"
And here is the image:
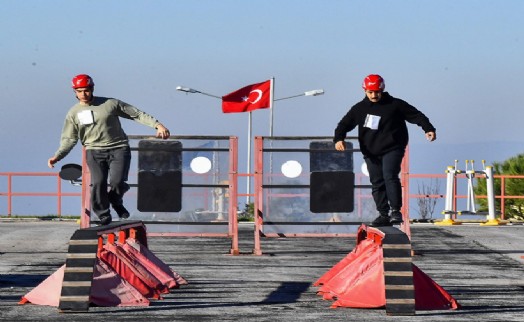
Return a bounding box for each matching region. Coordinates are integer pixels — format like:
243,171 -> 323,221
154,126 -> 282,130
474,154 -> 524,220
415,179 -> 440,220
239,202 -> 255,222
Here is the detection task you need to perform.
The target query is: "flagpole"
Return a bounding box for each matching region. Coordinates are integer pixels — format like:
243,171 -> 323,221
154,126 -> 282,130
269,77 -> 275,137
246,111 -> 252,206
268,78 -> 275,192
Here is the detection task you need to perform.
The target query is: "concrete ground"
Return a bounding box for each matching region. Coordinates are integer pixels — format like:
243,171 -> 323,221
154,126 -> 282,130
1,219 -> 524,321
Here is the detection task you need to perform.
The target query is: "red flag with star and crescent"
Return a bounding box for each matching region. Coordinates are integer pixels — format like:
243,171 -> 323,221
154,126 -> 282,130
221,80 -> 272,113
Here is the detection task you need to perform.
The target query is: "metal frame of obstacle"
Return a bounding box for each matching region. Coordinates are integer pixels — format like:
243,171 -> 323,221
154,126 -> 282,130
252,136 -> 411,255
79,135 -> 240,255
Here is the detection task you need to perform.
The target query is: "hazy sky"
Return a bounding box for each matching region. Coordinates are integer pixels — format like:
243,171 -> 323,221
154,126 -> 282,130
1,0 -> 523,175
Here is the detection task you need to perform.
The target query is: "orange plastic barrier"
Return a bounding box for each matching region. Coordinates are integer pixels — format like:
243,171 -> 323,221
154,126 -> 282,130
315,224 -> 459,315
19,221 -> 186,312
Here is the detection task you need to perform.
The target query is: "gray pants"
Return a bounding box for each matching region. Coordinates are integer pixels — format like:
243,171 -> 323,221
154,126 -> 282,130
86,146 -> 131,216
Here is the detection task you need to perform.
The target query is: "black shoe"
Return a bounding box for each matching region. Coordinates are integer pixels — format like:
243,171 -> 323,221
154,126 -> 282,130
370,215 -> 393,227
113,204 -> 130,219
390,210 -> 404,224
98,212 -> 112,225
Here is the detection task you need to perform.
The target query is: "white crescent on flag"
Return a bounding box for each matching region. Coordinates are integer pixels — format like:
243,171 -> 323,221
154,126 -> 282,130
222,80 -> 271,113
248,89 -> 263,104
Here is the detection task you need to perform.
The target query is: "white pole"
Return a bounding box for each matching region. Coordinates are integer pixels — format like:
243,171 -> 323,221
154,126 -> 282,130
269,77 -> 275,136
267,78 -> 275,191
467,173 -> 477,213
435,166 -> 457,226
246,112 -> 252,205
443,166 -> 455,222
466,160 -> 477,213
485,166 -> 496,222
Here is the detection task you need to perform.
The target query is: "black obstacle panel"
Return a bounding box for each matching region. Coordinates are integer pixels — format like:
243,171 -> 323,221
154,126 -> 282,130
310,171 -> 354,213
309,141 -> 354,213
309,141 -> 353,172
137,171 -> 182,212
137,140 -> 182,212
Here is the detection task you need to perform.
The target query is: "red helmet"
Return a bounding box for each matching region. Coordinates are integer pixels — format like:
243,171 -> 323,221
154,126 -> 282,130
362,74 -> 385,91
71,74 -> 94,89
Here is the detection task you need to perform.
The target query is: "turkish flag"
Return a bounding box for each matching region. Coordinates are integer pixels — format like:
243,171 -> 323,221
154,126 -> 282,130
222,80 -> 271,113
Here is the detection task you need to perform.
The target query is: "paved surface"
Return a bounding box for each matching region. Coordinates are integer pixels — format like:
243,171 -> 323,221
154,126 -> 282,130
1,219 -> 524,321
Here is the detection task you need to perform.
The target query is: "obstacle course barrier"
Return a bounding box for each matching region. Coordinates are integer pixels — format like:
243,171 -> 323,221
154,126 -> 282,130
314,224 -> 459,315
75,136 -> 240,255
19,221 -> 187,312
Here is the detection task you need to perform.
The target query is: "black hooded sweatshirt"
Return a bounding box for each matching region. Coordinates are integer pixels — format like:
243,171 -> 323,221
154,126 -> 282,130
334,92 -> 436,157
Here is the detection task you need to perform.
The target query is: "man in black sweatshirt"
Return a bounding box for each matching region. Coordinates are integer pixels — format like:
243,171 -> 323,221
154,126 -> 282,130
334,74 -> 436,227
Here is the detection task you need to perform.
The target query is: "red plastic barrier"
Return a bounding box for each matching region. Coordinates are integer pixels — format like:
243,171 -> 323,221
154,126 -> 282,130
90,259 -> 150,307
314,237 -> 375,287
122,239 -> 187,288
19,260 -> 151,307
317,238 -> 385,307
99,243 -> 165,299
20,221 -> 187,310
315,224 -> 460,311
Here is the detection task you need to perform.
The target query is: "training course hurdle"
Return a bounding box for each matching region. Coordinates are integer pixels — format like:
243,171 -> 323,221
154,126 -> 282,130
314,224 -> 460,315
252,136 -> 411,255
78,135 -> 240,255
20,220 -> 187,312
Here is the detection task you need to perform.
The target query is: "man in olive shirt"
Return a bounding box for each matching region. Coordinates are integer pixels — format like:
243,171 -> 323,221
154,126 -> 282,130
48,74 -> 171,225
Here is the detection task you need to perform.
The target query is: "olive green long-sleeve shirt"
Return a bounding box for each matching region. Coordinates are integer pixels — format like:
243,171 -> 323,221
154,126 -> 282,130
53,97 -> 160,161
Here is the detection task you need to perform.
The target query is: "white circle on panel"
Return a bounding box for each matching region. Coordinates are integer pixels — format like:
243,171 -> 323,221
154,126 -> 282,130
361,162 -> 369,177
281,160 -> 302,178
190,156 -> 212,174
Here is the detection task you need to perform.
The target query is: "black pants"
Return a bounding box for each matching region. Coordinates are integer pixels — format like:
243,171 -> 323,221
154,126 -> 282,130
86,146 -> 131,216
364,148 -> 405,215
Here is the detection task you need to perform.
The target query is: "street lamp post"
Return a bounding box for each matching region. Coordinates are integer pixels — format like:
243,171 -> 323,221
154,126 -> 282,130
269,87 -> 324,136
175,83 -> 324,206
176,86 -> 221,99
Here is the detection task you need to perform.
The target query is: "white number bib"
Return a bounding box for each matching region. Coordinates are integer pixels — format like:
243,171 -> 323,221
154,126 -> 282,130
364,114 -> 380,130
77,110 -> 94,125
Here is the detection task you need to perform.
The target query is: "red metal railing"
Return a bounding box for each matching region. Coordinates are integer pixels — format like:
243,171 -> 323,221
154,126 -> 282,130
497,175 -> 524,218
0,172 -> 81,217
1,171 -> 523,221
405,173 -> 524,220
